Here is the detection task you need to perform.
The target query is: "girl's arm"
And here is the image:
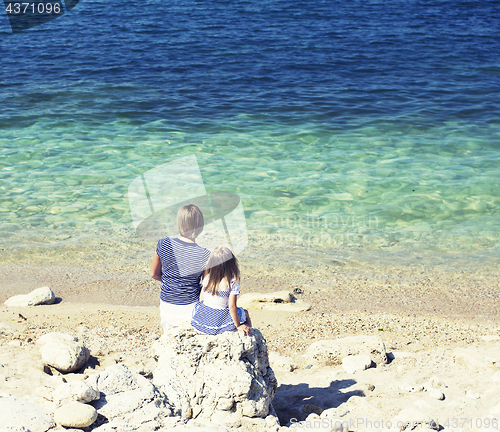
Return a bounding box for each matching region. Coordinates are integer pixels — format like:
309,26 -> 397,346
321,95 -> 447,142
228,294 -> 250,336
150,252 -> 162,281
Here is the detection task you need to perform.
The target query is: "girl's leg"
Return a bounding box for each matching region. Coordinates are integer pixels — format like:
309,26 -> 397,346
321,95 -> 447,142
244,309 -> 252,327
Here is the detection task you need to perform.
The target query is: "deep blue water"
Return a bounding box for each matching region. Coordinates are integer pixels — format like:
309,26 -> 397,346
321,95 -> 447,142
1,0 -> 499,264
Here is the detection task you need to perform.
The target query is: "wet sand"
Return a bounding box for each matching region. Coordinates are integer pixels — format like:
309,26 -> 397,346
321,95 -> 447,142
1,233 -> 499,322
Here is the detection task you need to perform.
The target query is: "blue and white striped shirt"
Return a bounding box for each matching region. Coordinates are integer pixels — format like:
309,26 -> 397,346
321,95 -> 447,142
157,237 -> 211,305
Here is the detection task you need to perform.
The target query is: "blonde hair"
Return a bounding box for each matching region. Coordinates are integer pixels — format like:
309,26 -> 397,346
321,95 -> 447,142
177,204 -> 204,240
203,246 -> 240,296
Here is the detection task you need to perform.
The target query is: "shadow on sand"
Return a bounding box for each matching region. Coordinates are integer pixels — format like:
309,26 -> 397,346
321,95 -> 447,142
273,378 -> 363,425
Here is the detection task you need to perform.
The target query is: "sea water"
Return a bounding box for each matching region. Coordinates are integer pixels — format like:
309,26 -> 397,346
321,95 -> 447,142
0,0 -> 499,270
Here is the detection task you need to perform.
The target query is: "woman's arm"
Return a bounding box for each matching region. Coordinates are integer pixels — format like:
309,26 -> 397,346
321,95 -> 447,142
228,294 -> 250,335
150,252 -> 162,281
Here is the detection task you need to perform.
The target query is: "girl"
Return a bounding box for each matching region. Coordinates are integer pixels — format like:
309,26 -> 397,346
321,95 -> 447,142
191,246 -> 252,336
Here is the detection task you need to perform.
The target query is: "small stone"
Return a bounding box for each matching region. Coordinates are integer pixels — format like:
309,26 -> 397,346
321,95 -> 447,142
54,401 -> 98,428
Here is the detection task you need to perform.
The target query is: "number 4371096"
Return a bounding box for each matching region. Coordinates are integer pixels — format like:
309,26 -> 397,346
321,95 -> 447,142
6,3 -> 62,14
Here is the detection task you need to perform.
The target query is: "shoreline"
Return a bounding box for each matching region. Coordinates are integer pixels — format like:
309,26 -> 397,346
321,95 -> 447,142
1,254 -> 499,321
2,229 -> 499,332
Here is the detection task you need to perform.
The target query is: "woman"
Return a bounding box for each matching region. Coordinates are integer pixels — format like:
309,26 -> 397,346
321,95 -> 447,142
151,204 -> 211,332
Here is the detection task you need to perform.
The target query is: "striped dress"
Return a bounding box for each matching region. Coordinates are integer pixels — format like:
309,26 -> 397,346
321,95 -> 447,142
191,277 -> 247,335
156,237 -> 210,331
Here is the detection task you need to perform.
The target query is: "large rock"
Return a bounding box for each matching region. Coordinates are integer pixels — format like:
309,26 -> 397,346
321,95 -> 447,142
238,291 -> 311,312
304,335 -> 387,366
152,327 -> 278,427
54,401 -> 98,428
87,363 -> 140,396
4,287 -> 56,307
0,395 -> 55,432
86,364 -> 172,422
52,381 -> 100,406
37,332 -> 90,373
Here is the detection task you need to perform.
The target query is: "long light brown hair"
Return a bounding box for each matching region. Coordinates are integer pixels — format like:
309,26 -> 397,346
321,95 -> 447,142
203,246 -> 240,295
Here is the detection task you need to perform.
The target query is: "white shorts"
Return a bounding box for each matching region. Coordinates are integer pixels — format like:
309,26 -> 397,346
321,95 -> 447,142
160,300 -> 197,333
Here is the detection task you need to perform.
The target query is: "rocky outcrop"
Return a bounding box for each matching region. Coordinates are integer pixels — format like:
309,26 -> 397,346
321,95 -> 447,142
304,335 -> 387,366
4,287 -> 56,307
37,332 -> 90,373
86,363 -> 173,425
152,326 -> 278,428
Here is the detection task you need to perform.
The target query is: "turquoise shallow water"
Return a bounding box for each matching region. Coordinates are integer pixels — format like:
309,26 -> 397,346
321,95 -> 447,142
1,0 -> 499,268
1,118 -> 499,265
